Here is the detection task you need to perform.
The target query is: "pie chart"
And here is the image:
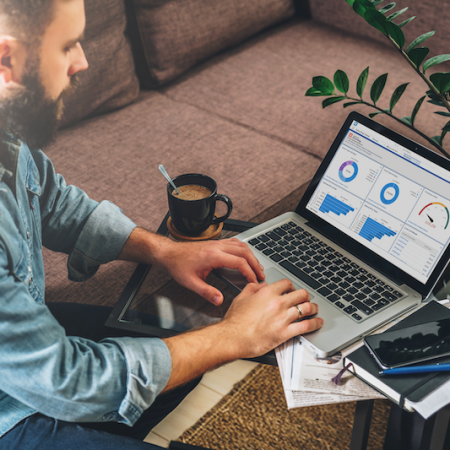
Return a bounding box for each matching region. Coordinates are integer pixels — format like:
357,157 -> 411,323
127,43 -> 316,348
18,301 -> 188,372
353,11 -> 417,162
380,183 -> 399,205
339,161 -> 358,182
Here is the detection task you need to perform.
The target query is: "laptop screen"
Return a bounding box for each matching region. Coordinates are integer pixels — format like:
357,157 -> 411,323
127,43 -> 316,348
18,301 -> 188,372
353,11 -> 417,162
304,117 -> 450,286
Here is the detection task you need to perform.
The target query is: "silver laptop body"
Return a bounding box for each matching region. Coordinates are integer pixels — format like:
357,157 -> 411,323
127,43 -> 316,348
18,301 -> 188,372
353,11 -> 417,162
224,112 -> 450,357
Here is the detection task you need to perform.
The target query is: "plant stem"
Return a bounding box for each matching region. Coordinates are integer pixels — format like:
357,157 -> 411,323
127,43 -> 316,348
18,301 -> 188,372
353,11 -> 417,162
345,96 -> 450,158
386,35 -> 450,114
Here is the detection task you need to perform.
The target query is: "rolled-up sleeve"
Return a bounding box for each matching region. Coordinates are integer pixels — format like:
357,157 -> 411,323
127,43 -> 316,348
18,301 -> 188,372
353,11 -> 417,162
67,200 -> 136,282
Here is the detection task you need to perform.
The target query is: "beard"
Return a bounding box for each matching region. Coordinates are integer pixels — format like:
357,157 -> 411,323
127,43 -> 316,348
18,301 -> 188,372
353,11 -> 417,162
0,60 -> 78,150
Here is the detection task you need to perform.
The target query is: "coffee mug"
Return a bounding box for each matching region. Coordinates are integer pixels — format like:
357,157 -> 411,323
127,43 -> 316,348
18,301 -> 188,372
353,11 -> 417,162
167,173 -> 233,235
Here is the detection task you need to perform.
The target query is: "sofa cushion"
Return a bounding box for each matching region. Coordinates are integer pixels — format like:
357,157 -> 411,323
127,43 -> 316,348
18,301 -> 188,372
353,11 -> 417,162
59,0 -> 139,128
309,0 -> 450,59
127,0 -> 296,88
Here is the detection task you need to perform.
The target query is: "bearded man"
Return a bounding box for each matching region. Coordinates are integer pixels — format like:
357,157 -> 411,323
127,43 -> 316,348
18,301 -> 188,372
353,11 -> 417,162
0,0 -> 323,448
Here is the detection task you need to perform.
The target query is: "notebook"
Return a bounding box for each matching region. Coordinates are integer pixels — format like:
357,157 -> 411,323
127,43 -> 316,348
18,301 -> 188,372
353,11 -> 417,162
344,300 -> 450,412
221,111 -> 450,357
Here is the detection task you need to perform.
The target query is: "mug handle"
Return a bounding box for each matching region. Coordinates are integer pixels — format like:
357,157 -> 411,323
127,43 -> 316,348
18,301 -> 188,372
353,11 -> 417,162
211,194 -> 233,224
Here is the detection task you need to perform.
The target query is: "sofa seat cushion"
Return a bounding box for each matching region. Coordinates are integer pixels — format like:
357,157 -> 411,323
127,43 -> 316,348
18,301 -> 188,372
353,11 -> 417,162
161,18 -> 448,160
59,0 -> 139,128
44,91 -> 319,305
127,0 -> 296,88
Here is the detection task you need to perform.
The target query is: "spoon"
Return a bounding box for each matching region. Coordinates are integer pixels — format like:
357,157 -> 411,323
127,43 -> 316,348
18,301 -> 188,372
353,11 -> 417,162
159,164 -> 181,195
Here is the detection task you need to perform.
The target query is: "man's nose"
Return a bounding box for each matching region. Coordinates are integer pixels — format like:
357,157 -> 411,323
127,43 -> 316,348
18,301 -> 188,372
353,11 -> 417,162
68,43 -> 88,77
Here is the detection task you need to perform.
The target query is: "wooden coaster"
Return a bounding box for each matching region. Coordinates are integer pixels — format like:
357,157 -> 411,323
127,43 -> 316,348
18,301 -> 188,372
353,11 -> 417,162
167,216 -> 223,241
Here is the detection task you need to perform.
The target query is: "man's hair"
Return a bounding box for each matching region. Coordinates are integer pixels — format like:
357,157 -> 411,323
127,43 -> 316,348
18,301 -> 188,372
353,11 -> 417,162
0,0 -> 55,43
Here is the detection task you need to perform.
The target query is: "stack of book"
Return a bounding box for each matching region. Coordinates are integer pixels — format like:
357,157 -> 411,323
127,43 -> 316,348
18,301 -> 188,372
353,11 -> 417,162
344,300 -> 450,419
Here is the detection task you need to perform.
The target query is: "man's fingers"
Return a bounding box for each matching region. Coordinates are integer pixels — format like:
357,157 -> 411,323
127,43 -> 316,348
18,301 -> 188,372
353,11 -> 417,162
219,239 -> 265,281
189,278 -> 224,305
289,317 -> 324,336
290,301 -> 319,322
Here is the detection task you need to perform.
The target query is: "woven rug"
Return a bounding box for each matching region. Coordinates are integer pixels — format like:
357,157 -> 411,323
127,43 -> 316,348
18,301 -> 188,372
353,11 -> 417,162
176,364 -> 391,450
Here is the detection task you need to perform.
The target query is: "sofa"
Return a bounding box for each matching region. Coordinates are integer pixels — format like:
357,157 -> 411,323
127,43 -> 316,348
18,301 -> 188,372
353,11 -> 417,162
43,0 -> 449,312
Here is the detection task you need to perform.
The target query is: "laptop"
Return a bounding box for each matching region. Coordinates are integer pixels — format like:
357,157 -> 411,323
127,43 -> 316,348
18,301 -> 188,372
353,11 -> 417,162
220,111 -> 450,357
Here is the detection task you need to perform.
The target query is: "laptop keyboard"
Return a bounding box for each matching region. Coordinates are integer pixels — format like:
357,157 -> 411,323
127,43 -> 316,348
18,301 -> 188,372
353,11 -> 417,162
248,221 -> 404,322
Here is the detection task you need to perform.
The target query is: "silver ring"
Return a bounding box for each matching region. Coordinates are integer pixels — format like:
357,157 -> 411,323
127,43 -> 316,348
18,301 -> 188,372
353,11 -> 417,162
296,304 -> 302,318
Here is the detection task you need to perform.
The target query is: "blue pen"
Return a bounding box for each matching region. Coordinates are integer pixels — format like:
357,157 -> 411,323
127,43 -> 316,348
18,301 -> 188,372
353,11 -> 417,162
381,363 -> 450,375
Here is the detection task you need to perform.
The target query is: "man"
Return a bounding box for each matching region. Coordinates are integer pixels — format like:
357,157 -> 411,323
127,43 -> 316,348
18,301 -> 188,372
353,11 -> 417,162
0,0 -> 324,448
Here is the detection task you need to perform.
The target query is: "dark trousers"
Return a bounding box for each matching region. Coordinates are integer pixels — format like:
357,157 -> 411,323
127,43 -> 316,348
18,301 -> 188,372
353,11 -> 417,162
1,303 -> 201,449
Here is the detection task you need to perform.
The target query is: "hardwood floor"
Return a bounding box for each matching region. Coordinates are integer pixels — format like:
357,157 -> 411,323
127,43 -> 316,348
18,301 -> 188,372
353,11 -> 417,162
144,360 -> 259,447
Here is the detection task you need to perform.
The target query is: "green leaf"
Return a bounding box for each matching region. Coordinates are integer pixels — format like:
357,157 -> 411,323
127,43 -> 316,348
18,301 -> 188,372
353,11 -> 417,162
401,116 -> 412,125
426,89 -> 443,103
312,76 -> 335,95
344,0 -> 356,6
442,121 -> 450,132
389,83 -> 409,111
432,135 -> 443,146
369,109 -> 389,118
353,0 -> 376,17
343,101 -> 363,108
370,73 -> 388,104
386,7 -> 408,21
334,70 -> 350,94
364,8 -> 387,34
406,31 -> 435,54
379,2 -> 396,14
428,99 -> 445,107
423,54 -> 450,72
384,21 -> 405,48
430,73 -> 450,94
435,111 -> 450,117
356,67 -> 369,98
398,16 -> 416,28
411,95 -> 425,125
305,87 -> 330,97
372,0 -> 385,6
408,47 -> 429,68
322,97 -> 347,108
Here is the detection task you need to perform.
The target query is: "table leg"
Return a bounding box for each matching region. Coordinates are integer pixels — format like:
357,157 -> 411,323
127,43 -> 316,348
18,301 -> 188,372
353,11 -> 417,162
428,404 -> 450,450
350,400 -> 374,450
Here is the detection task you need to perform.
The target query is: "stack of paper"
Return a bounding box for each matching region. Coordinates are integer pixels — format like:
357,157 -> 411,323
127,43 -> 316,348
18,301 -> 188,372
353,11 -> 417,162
275,337 -> 384,409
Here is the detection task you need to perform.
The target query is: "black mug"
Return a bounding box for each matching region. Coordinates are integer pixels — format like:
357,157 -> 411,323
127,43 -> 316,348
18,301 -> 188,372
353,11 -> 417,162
167,173 -> 233,235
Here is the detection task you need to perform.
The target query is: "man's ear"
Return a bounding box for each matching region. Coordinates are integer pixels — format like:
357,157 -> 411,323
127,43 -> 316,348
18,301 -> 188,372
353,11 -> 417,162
0,37 -> 25,87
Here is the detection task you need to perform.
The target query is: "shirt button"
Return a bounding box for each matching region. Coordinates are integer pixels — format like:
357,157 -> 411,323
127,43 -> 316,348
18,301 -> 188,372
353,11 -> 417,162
27,231 -> 30,239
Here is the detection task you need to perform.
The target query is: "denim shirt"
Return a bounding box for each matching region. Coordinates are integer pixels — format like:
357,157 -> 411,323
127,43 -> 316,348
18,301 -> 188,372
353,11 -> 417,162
0,130 -> 171,438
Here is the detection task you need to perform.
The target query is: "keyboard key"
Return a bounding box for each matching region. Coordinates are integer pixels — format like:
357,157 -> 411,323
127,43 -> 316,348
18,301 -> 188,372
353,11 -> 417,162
256,243 -> 267,251
249,238 -> 259,245
335,301 -> 345,309
263,248 -> 274,256
327,294 -> 340,302
279,260 -> 321,289
270,254 -> 283,263
363,298 -> 375,306
344,305 -> 357,314
281,251 -> 291,258
352,313 -> 362,321
382,291 -> 398,302
318,286 -> 332,297
343,294 -> 355,302
267,231 -> 280,241
288,256 -> 300,263
281,223 -> 292,230
259,235 -> 270,242
274,227 -> 287,237
352,300 -> 374,315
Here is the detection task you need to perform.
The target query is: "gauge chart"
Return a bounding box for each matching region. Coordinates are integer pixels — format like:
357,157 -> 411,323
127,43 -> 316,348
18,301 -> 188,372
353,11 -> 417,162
418,202 -> 449,230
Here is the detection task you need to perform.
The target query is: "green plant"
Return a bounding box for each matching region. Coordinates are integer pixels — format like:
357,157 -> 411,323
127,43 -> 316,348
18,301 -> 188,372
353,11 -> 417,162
305,0 -> 450,159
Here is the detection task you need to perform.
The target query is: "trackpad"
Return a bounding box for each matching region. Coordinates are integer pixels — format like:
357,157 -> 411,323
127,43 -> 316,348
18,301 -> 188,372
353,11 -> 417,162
264,268 -> 314,298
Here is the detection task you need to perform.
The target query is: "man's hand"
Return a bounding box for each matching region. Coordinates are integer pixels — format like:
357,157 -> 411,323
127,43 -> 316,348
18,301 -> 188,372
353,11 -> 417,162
159,238 -> 265,305
117,228 -> 265,305
221,279 -> 324,358
162,279 -> 323,391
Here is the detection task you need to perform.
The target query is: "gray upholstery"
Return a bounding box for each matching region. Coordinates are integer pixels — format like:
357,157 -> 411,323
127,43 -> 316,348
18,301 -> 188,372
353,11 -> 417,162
128,0 -> 296,87
59,0 -> 139,128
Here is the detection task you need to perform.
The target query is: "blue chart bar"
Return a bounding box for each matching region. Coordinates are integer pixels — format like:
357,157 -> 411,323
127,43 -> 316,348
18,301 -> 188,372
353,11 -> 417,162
319,194 -> 355,216
359,217 -> 396,242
